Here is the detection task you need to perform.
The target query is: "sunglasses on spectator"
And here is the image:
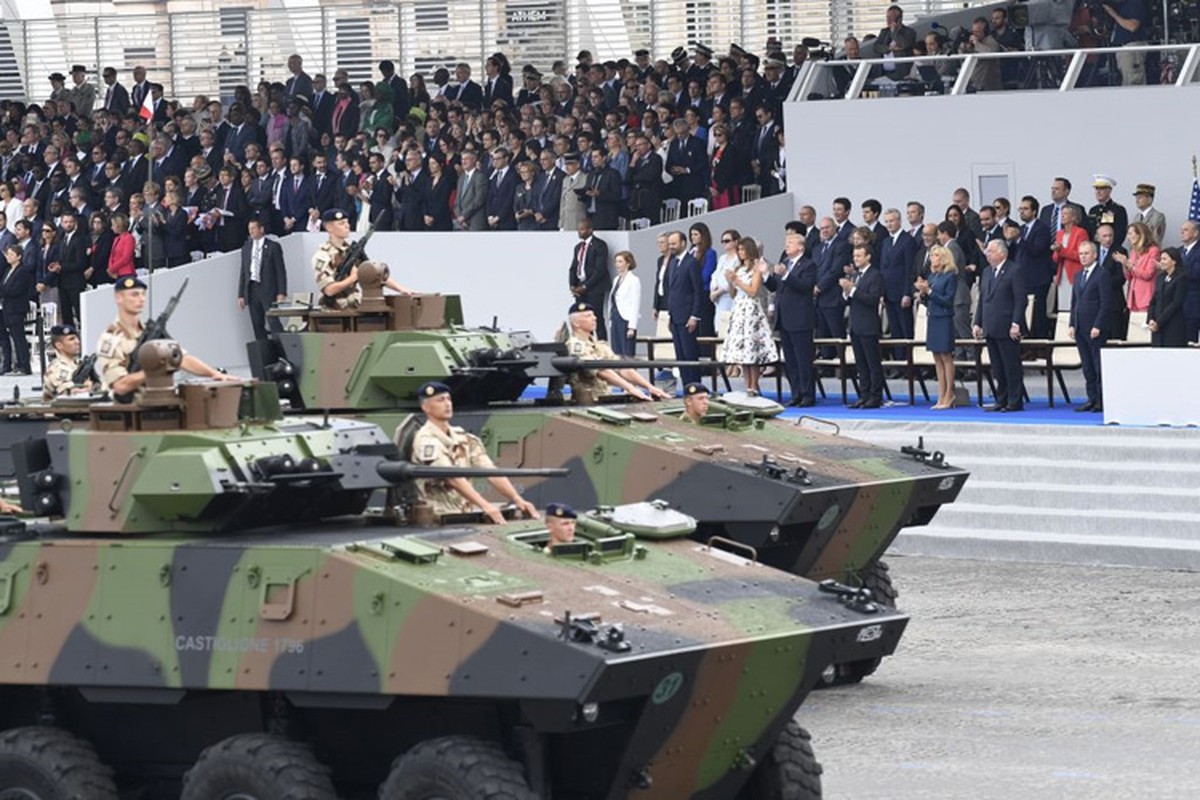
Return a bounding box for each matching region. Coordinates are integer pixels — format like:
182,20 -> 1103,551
721,237 -> 734,243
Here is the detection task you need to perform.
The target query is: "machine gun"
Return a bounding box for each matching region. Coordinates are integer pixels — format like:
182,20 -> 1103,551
128,279 -> 189,375
333,222 -> 377,282
71,354 -> 99,387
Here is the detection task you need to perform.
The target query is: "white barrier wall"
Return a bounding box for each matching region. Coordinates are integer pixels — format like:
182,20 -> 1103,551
785,85 -> 1200,233
77,194 -> 797,372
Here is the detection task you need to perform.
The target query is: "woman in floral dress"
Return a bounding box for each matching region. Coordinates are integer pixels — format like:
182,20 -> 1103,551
722,237 -> 778,396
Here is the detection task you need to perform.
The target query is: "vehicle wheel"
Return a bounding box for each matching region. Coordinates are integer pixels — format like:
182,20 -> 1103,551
0,726 -> 118,800
180,733 -> 335,800
858,560 -> 898,607
378,736 -> 536,800
832,560 -> 897,685
738,721 -> 822,800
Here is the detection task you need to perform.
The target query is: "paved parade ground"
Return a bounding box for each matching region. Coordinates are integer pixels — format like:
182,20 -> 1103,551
802,555 -> 1200,800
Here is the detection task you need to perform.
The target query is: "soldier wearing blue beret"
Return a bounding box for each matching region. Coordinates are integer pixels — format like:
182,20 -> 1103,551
406,381 -> 539,524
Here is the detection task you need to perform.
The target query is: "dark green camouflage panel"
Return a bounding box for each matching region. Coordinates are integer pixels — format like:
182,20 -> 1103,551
449,406 -> 967,582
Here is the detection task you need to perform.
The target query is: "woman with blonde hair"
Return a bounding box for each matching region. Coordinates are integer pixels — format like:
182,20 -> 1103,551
605,250 -> 642,357
1115,221 -> 1160,313
915,243 -> 959,409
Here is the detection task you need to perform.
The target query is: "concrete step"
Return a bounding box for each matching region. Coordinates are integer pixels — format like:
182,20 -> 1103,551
934,455 -> 1200,486
956,481 -> 1200,514
842,426 -> 1200,465
929,502 -> 1200,541
890,526 -> 1200,571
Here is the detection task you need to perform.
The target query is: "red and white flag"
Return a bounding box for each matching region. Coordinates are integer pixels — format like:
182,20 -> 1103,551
138,89 -> 154,122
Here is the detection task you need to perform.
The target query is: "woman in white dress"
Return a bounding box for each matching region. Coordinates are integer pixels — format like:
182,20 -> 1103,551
722,237 -> 778,396
710,229 -> 741,372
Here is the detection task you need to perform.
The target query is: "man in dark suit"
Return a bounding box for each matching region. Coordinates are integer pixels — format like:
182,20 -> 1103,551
583,149 -> 622,231
378,60 -> 410,120
392,149 -> 428,232
309,74 -> 336,140
879,208 -> 918,350
751,104 -> 780,197
483,56 -> 513,108
238,218 -> 287,341
974,239 -> 1026,412
485,148 -> 518,230
1039,177 -> 1087,237
446,63 -> 483,111
664,229 -> 703,385
1181,220 -> 1200,342
568,219 -> 612,340
365,152 -> 393,230
1094,223 -> 1129,340
1015,195 -> 1054,339
626,134 -> 662,225
212,166 -> 250,252
129,65 -> 150,111
54,211 -> 89,328
284,54 -> 314,102
1068,241 -> 1111,412
840,244 -> 884,408
122,139 -> 150,197
279,157 -> 313,235
308,153 -> 339,217
533,149 -> 563,231
812,217 -> 850,354
664,119 -> 707,203
100,67 -> 130,116
832,197 -> 854,242
765,231 -> 817,406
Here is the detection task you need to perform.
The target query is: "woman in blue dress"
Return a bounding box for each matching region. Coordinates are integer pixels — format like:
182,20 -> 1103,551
915,243 -> 959,409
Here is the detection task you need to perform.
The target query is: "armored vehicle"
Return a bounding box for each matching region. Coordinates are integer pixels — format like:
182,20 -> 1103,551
253,295 -> 967,625
0,342 -> 908,799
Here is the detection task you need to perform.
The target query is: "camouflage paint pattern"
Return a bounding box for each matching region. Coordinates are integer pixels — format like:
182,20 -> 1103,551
267,327 -> 967,584
0,515 -> 907,798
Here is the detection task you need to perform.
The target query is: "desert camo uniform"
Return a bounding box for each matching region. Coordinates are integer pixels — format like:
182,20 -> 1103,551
565,333 -> 615,399
96,318 -> 145,392
41,355 -> 82,401
312,240 -> 362,309
410,420 -> 496,515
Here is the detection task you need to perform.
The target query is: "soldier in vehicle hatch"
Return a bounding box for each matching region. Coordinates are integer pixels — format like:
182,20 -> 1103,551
544,502 -> 577,545
565,301 -> 670,403
312,208 -> 411,309
97,277 -> 236,400
680,381 -> 710,423
41,324 -> 94,401
407,381 -> 540,524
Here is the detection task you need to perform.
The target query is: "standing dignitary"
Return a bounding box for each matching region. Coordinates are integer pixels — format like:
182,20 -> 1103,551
840,244 -> 884,408
567,219 -> 611,340
764,230 -> 817,406
1068,241 -> 1111,412
974,240 -> 1026,412
666,229 -> 704,385
238,218 -> 287,341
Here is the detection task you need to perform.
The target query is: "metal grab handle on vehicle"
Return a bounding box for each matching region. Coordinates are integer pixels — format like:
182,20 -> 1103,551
705,536 -> 758,563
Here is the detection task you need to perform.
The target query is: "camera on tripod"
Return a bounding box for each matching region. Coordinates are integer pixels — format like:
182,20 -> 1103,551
800,36 -> 836,61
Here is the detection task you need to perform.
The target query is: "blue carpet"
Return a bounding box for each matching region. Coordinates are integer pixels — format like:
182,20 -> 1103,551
518,384 -> 1106,426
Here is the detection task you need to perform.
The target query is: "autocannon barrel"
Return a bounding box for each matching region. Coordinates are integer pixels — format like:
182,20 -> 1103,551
548,356 -> 723,372
376,461 -> 569,483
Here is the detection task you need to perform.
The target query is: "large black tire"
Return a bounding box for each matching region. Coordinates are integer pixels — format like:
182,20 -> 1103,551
180,733 -> 336,800
378,736 -> 536,800
859,560 -> 898,608
0,726 -> 118,800
738,721 -> 823,800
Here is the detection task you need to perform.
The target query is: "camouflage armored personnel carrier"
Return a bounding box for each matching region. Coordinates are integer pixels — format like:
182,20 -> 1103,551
0,342 -> 908,799
253,293 -> 968,632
